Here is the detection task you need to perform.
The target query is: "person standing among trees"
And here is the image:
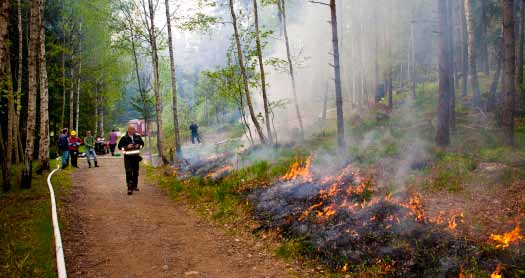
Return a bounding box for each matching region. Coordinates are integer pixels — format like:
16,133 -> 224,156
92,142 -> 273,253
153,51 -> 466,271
118,124 -> 144,195
109,128 -> 118,156
69,130 -> 82,168
84,130 -> 99,168
58,128 -> 70,169
189,122 -> 201,144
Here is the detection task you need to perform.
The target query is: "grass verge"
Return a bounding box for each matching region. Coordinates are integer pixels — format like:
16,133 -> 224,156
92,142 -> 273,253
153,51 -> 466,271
0,160 -> 71,277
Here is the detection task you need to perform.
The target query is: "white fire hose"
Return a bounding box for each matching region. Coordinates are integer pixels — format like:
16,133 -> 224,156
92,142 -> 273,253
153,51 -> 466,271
47,163 -> 67,278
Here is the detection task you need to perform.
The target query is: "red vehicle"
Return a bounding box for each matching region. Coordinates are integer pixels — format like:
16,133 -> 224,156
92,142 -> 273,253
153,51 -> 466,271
128,119 -> 153,136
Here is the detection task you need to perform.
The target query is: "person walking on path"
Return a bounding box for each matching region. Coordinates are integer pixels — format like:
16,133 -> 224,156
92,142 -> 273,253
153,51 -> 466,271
118,124 -> 144,195
189,122 -> 201,144
109,128 -> 119,156
58,128 -> 70,169
69,130 -> 83,168
84,131 -> 99,168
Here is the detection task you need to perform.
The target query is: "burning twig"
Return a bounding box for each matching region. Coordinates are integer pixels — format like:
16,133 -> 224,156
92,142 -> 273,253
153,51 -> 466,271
489,224 -> 523,248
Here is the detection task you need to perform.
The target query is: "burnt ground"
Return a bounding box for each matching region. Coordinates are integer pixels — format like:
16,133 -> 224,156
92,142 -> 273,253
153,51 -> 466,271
62,158 -> 293,277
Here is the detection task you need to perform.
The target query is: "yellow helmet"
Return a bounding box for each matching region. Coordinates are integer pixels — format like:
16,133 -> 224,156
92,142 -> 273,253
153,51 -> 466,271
71,130 -> 77,136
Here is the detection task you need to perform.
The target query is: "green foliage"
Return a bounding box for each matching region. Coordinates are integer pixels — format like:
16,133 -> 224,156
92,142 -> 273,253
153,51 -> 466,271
428,153 -> 476,192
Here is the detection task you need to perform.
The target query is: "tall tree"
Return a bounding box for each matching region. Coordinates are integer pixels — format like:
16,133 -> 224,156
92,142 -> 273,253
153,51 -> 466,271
0,0 -> 9,68
518,0 -> 524,98
165,0 -> 182,158
278,0 -> 304,138
38,0 -> 50,172
464,0 -> 481,106
147,0 -> 169,164
253,0 -> 273,144
22,0 -> 42,188
479,0 -> 489,75
229,0 -> 266,144
61,0 -> 67,129
1,1 -> 13,167
75,20 -> 82,132
329,0 -> 345,153
501,0 -> 515,146
436,0 -> 452,147
459,0 -> 468,97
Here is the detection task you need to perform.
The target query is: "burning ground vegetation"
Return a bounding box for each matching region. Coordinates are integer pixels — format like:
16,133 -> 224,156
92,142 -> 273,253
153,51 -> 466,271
247,156 -> 525,277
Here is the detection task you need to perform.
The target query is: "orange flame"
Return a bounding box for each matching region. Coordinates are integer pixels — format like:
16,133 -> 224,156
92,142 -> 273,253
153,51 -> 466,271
491,263 -> 502,278
489,225 -> 523,248
206,165 -> 233,178
282,156 -> 313,182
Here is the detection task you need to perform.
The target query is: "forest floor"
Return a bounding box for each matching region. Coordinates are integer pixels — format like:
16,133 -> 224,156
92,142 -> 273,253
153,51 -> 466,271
62,158 -> 300,277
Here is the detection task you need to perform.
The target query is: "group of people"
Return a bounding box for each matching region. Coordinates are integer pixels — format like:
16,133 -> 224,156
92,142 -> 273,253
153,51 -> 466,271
57,123 -> 203,196
58,128 -> 99,169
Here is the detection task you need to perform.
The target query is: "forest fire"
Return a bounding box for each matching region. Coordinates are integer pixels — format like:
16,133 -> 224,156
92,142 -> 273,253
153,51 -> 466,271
281,156 -> 313,182
489,225 -> 523,248
491,263 -> 502,278
249,157 -> 525,276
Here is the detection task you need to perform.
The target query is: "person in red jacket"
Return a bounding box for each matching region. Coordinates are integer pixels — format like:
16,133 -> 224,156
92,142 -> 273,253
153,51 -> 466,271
69,130 -> 83,168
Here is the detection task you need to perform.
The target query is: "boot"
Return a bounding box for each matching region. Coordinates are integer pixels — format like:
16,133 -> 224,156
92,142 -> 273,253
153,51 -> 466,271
88,161 -> 91,168
95,161 -> 99,167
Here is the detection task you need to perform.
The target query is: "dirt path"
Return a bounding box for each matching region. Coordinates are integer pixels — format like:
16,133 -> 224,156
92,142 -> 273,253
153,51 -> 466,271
63,158 -> 292,278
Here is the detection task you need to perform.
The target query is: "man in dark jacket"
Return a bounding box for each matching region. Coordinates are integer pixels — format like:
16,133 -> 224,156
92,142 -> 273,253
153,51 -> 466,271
58,128 -> 70,169
189,122 -> 200,144
118,124 -> 144,195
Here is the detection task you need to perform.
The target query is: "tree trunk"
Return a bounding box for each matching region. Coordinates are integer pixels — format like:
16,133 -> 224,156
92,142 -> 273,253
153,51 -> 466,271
460,0 -> 468,97
278,0 -> 304,138
22,0 -> 41,188
130,27 -> 152,164
0,0 -> 9,69
61,0 -> 66,129
69,59 -> 75,131
254,0 -> 273,144
14,0 -> 23,165
501,0 -> 516,146
330,0 -> 345,154
94,81 -> 99,136
322,82 -> 328,120
464,0 -> 481,106
447,0 -> 456,130
1,0 -> 12,167
75,20 -> 82,132
148,0 -> 169,165
99,97 -> 104,137
229,0 -> 266,144
38,0 -> 50,172
436,0 -> 452,147
410,20 -> 417,98
165,0 -> 182,158
479,0 -> 489,75
0,120 -> 9,192
6,50 -> 15,169
489,35 -> 503,112
518,0 -> 524,100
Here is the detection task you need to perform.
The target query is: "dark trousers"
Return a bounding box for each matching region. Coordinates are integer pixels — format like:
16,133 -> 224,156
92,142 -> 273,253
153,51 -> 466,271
70,150 -> 79,167
124,156 -> 140,189
191,133 -> 201,144
109,144 -> 116,156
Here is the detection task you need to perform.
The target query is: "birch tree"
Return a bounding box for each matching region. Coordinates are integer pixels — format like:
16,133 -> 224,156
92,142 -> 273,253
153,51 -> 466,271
165,0 -> 182,158
22,0 -> 42,188
253,0 -> 273,144
38,0 -> 50,172
229,0 -> 266,144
